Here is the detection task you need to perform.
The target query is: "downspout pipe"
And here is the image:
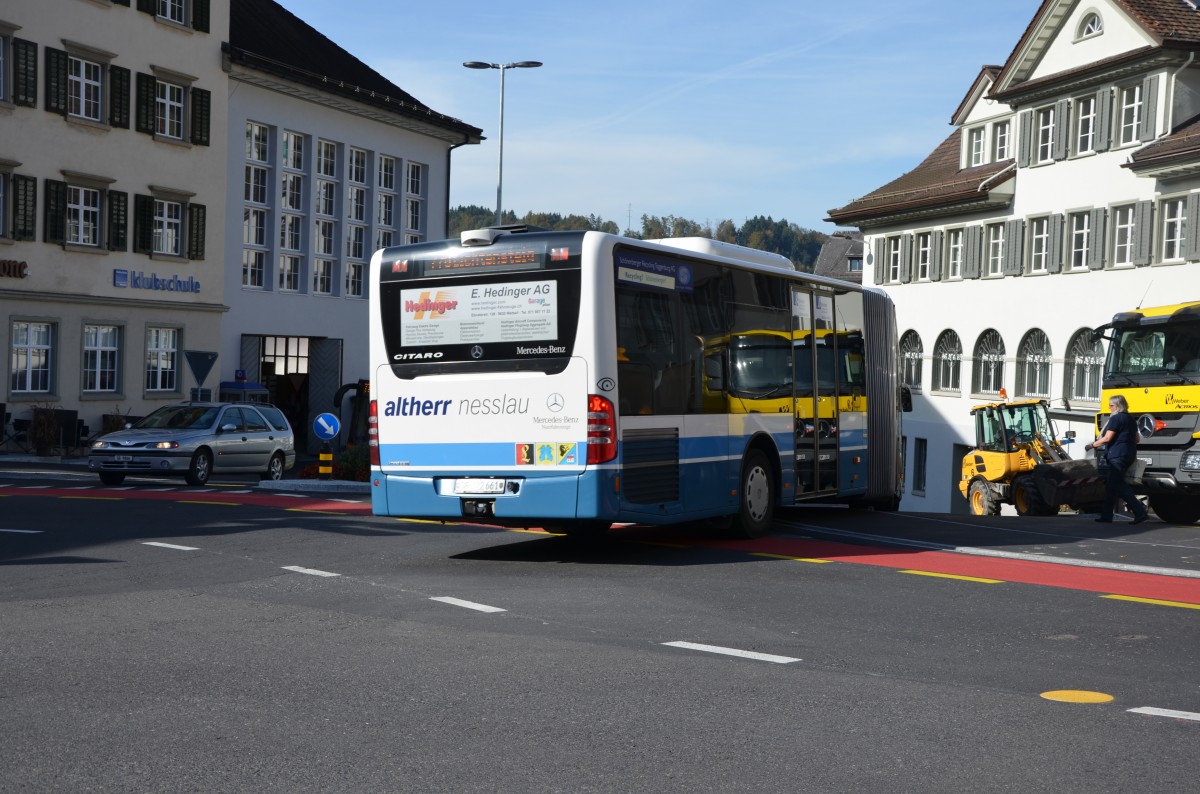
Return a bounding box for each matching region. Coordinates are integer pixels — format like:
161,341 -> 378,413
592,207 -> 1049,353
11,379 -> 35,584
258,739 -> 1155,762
978,161 -> 1017,192
1158,51 -> 1196,140
445,135 -> 473,239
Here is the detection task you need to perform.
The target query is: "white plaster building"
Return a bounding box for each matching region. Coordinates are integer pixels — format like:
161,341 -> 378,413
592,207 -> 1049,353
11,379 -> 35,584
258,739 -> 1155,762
828,0 -> 1200,513
222,0 -> 481,451
1,0 -> 228,446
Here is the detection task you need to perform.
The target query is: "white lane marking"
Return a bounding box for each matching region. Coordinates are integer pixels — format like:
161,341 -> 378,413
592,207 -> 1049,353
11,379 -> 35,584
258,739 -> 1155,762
1,528 -> 43,534
281,565 -> 340,577
430,596 -> 506,613
142,541 -> 199,551
1128,707 -> 1200,722
663,641 -> 801,664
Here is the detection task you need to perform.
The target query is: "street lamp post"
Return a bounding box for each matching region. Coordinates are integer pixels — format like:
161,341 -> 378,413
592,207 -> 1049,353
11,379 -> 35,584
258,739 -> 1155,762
463,60 -> 542,226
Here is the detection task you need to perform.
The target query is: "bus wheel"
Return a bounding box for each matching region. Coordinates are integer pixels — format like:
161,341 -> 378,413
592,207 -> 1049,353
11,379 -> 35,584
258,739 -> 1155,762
732,450 -> 775,538
1149,495 -> 1200,525
968,479 -> 1000,516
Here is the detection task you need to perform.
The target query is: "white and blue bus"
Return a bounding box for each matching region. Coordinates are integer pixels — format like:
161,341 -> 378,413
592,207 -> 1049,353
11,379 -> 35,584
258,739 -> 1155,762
367,226 -> 907,537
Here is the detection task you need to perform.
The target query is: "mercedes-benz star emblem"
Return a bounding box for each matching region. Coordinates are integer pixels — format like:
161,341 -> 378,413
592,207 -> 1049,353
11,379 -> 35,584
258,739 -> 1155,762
1137,414 -> 1157,439
546,393 -> 564,412
470,345 -> 483,360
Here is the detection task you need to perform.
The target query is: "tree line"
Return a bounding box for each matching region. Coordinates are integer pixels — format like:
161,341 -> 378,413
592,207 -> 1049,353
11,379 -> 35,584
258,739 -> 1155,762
449,205 -> 829,271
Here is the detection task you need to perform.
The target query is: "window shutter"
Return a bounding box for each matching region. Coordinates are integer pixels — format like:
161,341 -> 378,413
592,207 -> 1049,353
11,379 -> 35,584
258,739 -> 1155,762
1132,200 -> 1154,266
1004,219 -> 1025,275
190,87 -> 211,146
1095,88 -> 1112,152
11,175 -> 37,241
1017,110 -> 1032,168
107,191 -> 128,252
1047,214 -> 1065,274
44,47 -> 68,116
1088,207 -> 1107,270
43,179 -> 66,244
1052,99 -> 1070,161
899,234 -> 913,283
13,39 -> 38,107
133,194 -> 154,254
135,72 -> 156,134
964,226 -> 982,279
136,0 -> 154,14
1186,193 -> 1200,262
929,230 -> 943,282
192,0 -> 211,32
187,204 -> 207,260
1139,75 -> 1160,142
109,65 -> 131,128
873,238 -> 886,285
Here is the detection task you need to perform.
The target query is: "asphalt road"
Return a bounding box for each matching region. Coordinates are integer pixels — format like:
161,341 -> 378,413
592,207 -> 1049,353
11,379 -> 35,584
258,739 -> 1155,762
1,474 -> 1197,792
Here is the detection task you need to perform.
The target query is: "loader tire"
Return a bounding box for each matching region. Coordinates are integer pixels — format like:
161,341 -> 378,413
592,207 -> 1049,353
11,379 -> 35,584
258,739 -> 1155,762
968,479 -> 1001,516
1013,475 -> 1059,517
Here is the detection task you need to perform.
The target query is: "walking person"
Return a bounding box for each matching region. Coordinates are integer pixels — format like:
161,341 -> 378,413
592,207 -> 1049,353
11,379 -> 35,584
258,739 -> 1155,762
1085,395 -> 1149,524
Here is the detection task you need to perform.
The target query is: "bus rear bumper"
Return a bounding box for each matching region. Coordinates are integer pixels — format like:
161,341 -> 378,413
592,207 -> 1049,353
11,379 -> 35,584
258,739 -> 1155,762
371,470 -> 617,522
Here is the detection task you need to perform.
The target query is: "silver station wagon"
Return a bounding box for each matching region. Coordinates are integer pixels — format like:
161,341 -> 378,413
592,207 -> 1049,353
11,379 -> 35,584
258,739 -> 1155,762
88,402 -> 296,486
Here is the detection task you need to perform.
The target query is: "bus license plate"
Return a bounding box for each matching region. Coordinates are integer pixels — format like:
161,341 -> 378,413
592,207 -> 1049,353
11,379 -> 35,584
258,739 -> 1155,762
454,479 -> 505,495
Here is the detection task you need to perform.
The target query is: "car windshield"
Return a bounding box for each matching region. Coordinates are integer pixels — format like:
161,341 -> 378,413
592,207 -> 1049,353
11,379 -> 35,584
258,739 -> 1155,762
135,406 -> 219,430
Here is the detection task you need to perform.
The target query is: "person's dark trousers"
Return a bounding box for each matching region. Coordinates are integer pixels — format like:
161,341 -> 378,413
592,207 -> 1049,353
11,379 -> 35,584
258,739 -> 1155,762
1100,456 -> 1148,521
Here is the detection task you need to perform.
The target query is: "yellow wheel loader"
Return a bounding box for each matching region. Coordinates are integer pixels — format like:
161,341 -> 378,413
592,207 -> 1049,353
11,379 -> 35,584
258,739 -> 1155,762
960,398 -> 1105,517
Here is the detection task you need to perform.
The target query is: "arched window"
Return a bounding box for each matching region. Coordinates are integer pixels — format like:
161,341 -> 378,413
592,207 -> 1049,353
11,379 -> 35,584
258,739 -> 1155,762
932,330 -> 962,393
899,330 -> 923,390
1077,12 -> 1103,39
1016,329 -> 1053,398
972,329 -> 1006,396
1065,328 -> 1105,404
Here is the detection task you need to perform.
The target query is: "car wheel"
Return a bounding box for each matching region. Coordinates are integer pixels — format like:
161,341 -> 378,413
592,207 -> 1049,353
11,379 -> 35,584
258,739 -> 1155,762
261,452 -> 285,482
185,449 -> 212,486
99,472 -> 125,486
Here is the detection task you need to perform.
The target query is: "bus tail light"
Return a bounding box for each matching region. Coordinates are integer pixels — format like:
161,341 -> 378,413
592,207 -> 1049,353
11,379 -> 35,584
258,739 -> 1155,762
587,394 -> 617,464
368,400 -> 380,467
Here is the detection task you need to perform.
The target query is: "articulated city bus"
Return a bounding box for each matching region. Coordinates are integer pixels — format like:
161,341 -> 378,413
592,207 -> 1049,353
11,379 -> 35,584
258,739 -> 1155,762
367,226 -> 906,537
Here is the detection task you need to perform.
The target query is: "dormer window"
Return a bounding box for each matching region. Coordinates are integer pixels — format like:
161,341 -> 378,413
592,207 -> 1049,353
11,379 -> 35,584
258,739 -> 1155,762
1077,12 -> 1103,40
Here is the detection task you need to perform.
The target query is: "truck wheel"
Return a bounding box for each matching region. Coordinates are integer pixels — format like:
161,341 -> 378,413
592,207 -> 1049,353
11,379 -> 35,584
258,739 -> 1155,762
731,449 -> 775,538
1014,476 -> 1059,517
1148,495 -> 1200,525
968,479 -> 1000,516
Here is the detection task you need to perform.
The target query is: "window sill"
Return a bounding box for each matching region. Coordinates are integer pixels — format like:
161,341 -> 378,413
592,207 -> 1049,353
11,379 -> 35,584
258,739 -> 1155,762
150,252 -> 188,264
66,116 -> 112,133
152,134 -> 192,149
63,243 -> 108,255
929,389 -> 962,398
81,392 -> 126,402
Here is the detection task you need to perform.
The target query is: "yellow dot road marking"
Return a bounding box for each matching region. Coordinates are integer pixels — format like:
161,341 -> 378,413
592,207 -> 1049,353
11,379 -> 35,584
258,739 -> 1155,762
1101,594 -> 1200,611
1041,690 -> 1114,704
899,570 -> 1003,584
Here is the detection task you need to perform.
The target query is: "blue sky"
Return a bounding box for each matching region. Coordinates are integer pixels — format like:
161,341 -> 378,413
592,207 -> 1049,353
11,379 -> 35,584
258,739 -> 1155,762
273,0 -> 1042,233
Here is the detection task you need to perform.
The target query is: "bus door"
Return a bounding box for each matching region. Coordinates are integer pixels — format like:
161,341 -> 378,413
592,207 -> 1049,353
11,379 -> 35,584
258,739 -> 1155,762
792,288 -> 834,497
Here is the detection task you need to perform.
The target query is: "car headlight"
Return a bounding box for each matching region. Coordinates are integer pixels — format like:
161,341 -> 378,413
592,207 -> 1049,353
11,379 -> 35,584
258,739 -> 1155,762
152,441 -> 180,450
1181,450 -> 1200,472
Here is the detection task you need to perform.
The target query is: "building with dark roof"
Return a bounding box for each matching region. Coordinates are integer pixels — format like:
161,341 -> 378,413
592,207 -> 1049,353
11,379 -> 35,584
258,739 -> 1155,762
827,0 -> 1200,513
813,230 -> 864,284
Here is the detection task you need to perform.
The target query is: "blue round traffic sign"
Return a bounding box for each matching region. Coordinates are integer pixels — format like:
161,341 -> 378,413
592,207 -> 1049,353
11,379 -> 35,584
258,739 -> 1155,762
313,412 -> 341,440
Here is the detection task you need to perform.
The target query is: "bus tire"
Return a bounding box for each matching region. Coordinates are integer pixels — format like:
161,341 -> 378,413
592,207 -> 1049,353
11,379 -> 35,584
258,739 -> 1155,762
731,449 -> 775,538
968,478 -> 1000,516
1149,495 -> 1200,525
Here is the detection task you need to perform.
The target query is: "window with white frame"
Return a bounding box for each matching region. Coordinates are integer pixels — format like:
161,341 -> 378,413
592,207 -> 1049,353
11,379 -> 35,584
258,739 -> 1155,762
848,256 -> 862,273
153,199 -> 182,255
406,162 -> 424,241
1119,83 -> 1142,147
377,154 -> 396,240
68,56 -> 104,122
376,230 -> 393,250
281,173 -> 302,212
345,224 -> 364,260
969,127 -> 985,166
986,223 -> 1004,276
1112,204 -> 1135,267
245,168 -> 268,205
156,79 -> 184,139
316,180 -> 335,217
347,186 -> 366,223
1029,217 -> 1049,273
1078,12 -> 1103,39
993,120 -> 1010,161
1075,95 -> 1096,154
1066,329 -> 1104,404
932,330 -> 962,393
243,208 -> 265,246
348,148 -> 367,185
313,259 -> 332,296
1016,328 -> 1052,398
1069,212 -> 1091,270
280,213 -> 301,252
915,232 -> 931,280
315,219 -> 334,258
1161,197 -> 1186,261
158,0 -> 187,25
11,321 -> 53,393
316,139 -> 337,178
1036,106 -> 1055,163
67,186 -> 101,246
279,254 -> 300,292
145,326 -> 178,392
900,331 -> 923,390
242,249 -> 265,289
281,130 -> 304,170
887,236 -> 901,282
345,262 -> 364,298
243,122 -> 270,289
946,229 -> 963,279
972,329 -> 1005,396
83,324 -> 119,392
247,122 -> 269,161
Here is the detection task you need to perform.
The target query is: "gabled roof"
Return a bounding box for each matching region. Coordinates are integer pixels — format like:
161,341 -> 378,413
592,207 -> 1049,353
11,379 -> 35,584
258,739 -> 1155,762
227,0 -> 482,143
825,131 -> 1014,226
812,231 -> 863,284
1125,111 -> 1200,176
950,66 -> 1003,126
